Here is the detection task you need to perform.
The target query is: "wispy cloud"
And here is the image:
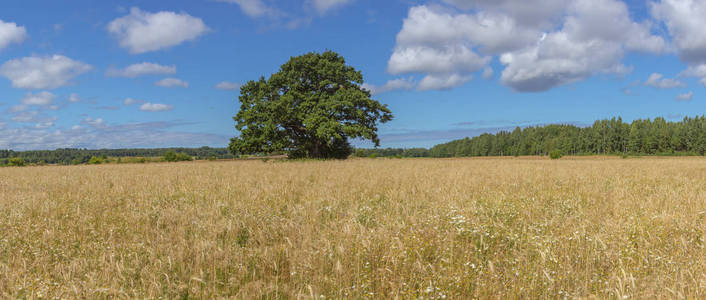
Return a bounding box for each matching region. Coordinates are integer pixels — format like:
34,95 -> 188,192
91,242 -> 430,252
215,81 -> 241,90
676,91 -> 693,101
155,78 -> 189,88
361,78 -> 414,95
139,102 -> 174,112
644,73 -> 685,89
0,120 -> 226,150
106,62 -> 176,78
123,98 -> 145,106
216,0 -> 353,29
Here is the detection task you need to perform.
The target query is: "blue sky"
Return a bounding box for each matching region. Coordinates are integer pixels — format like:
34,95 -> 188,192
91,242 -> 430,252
1,0 -> 705,150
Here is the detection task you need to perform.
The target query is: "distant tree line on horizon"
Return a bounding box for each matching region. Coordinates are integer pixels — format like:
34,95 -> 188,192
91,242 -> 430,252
354,116 -> 706,158
4,116 -> 706,166
0,147 -> 233,166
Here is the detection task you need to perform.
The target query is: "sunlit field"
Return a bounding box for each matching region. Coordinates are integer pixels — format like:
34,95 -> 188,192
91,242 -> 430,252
1,157 -> 705,298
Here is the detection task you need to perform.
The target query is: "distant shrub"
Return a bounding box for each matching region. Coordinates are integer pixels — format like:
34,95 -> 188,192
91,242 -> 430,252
164,151 -> 177,162
177,153 -> 193,161
549,150 -> 563,160
164,151 -> 193,162
368,153 -> 378,158
354,149 -> 366,157
8,157 -> 25,167
88,156 -> 104,164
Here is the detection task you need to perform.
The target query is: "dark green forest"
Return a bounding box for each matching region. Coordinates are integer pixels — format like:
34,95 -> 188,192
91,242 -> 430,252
0,147 -> 233,166
355,116 -> 706,158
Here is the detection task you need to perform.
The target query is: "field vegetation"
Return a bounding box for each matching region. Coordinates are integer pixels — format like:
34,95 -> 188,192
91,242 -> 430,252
0,157 -> 704,298
0,147 -> 232,166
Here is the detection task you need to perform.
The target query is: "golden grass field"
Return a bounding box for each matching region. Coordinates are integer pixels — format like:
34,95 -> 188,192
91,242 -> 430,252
1,157 -> 705,298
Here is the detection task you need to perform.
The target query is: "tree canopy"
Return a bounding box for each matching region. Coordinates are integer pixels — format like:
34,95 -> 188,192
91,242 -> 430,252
229,51 -> 393,159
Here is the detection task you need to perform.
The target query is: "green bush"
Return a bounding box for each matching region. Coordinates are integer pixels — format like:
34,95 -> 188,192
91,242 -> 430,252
88,156 -> 104,164
8,157 -> 25,167
164,151 -> 193,162
549,150 -> 563,160
164,151 -> 177,162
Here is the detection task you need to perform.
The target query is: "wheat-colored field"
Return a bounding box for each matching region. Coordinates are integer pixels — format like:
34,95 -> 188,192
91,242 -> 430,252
0,157 -> 705,298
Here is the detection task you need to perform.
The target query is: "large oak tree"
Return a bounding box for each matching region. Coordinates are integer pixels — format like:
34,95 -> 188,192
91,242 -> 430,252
229,51 -> 393,159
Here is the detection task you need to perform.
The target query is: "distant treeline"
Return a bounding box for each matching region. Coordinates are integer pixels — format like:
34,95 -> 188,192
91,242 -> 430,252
0,147 -> 233,166
354,116 -> 706,158
4,116 -> 706,165
353,148 -> 429,158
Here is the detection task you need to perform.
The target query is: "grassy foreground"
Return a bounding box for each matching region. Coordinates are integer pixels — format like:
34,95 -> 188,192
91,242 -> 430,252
0,157 -> 704,298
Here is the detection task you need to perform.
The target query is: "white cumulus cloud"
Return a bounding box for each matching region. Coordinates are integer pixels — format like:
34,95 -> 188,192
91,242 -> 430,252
140,102 -> 174,112
0,19 -> 28,50
389,44 -> 490,75
499,0 -> 665,92
106,62 -> 176,78
155,78 -> 189,88
652,0 -> 706,64
0,55 -> 92,89
107,7 -> 209,54
389,0 -> 666,92
394,6 -> 542,56
441,0 -> 568,29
